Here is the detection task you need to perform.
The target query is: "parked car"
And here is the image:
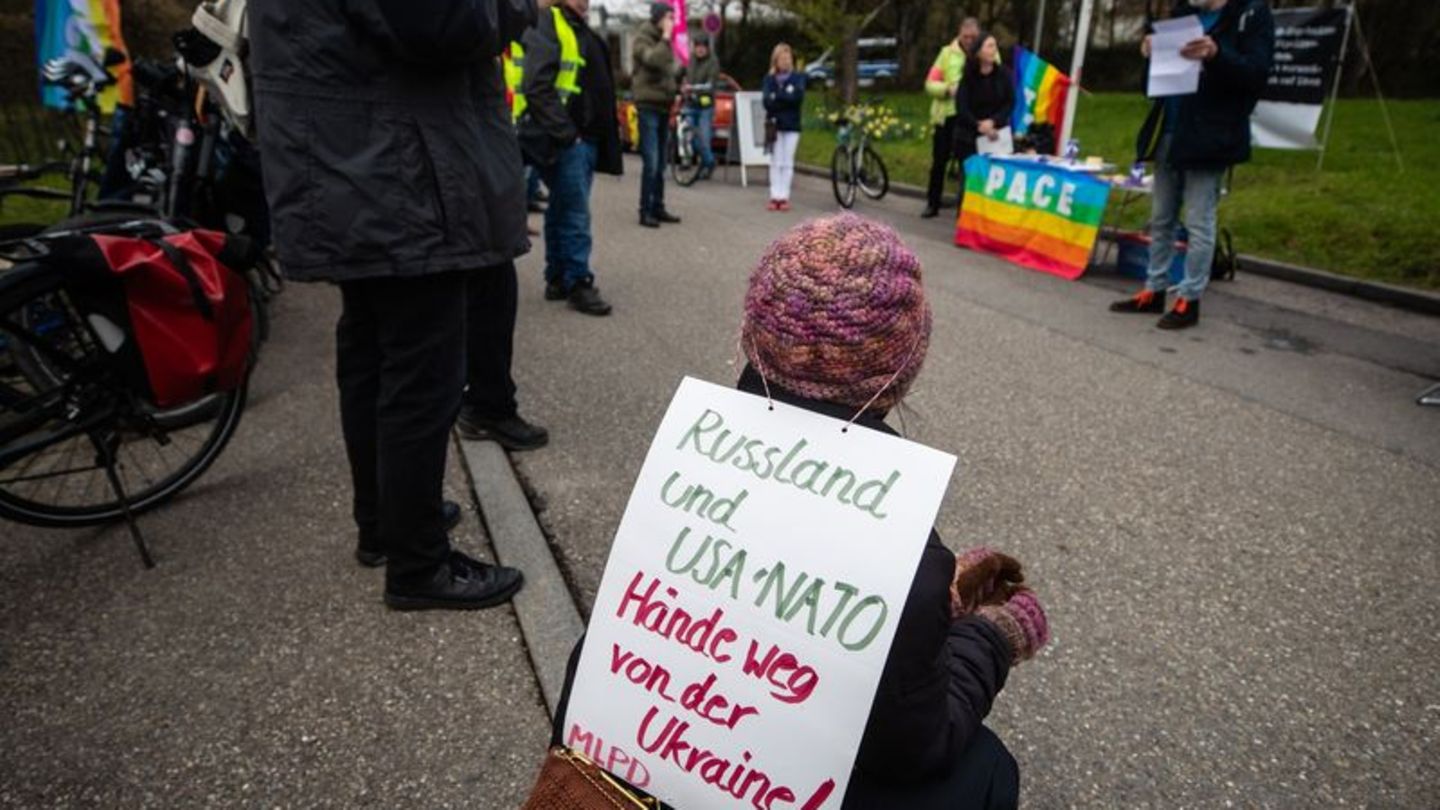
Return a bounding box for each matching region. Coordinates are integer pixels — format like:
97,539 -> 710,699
803,38 -> 899,86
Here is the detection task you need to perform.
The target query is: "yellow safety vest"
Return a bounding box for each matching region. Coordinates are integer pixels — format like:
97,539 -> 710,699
505,8 -> 585,122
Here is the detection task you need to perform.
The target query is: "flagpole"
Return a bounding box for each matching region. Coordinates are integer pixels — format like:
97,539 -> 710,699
1059,0 -> 1095,150
1035,0 -> 1047,54
1316,4 -> 1353,170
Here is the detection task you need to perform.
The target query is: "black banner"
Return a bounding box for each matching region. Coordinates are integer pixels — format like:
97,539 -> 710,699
1263,7 -> 1348,105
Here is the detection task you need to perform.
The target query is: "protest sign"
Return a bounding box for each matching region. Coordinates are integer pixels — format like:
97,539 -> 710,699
563,377 -> 957,810
1252,7 -> 1349,150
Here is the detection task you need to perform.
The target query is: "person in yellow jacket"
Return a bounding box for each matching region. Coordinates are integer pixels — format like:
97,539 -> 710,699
922,17 -> 980,218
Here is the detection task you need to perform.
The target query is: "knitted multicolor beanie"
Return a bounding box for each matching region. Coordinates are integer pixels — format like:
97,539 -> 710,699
977,589 -> 1050,665
741,214 -> 932,412
950,547 -> 1025,620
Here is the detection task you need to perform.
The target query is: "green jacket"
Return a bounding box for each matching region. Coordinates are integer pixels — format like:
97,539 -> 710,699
924,41 -> 967,127
685,52 -> 721,96
631,21 -> 678,109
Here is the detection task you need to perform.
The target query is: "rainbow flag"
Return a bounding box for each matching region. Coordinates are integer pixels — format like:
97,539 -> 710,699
1011,46 -> 1069,151
954,155 -> 1110,281
35,0 -> 132,112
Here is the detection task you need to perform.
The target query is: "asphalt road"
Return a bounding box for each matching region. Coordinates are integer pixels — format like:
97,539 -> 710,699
2,155 -> 1438,808
0,283 -> 549,808
509,159 -> 1440,807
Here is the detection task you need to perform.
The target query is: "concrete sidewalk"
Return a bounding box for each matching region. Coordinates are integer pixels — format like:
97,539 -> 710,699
0,284 -> 549,808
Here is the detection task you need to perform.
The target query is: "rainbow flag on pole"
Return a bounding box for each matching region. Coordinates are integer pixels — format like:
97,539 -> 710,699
35,0 -> 132,111
1011,46 -> 1070,150
955,155 -> 1110,281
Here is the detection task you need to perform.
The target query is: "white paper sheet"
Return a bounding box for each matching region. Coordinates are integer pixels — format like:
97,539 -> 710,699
976,126 -> 1014,155
1147,15 -> 1204,98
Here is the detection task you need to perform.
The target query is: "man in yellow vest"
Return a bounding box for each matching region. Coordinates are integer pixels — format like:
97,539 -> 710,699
517,0 -> 623,315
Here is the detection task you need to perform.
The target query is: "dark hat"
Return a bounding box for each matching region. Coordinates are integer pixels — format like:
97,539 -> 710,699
692,32 -> 711,46
650,2 -> 673,23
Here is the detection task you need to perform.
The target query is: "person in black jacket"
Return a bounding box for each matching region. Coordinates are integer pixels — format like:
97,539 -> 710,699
1110,0 -> 1274,329
548,214 -> 1051,809
251,0 -> 530,609
518,0 -> 624,315
954,34 -> 1015,209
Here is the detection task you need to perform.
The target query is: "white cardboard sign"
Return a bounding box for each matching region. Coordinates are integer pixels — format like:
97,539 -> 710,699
563,376 -> 957,810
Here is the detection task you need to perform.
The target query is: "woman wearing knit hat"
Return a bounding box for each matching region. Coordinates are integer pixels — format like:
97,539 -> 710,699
735,214 -> 1047,808
545,214 -> 1049,809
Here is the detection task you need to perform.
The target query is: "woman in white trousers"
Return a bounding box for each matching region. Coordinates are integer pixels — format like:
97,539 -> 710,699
762,44 -> 807,211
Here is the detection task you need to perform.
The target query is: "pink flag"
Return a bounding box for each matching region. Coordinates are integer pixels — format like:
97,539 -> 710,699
671,0 -> 690,65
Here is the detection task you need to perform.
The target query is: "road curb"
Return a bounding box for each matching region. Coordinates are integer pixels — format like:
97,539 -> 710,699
457,436 -> 583,719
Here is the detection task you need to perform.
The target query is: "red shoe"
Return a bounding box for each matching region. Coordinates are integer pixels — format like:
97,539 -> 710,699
777,200 -> 791,211
766,199 -> 780,211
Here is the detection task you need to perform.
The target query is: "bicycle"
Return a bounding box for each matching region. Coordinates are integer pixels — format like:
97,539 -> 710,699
668,90 -> 705,188
830,107 -> 890,209
0,219 -> 249,566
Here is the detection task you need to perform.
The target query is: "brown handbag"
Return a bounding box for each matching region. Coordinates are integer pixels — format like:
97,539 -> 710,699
520,747 -> 660,809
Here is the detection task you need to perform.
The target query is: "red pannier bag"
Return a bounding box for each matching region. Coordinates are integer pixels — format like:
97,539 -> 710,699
50,229 -> 255,408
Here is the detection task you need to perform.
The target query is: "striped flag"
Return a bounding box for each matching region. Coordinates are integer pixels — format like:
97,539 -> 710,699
1011,46 -> 1070,152
955,155 -> 1110,281
35,0 -> 132,111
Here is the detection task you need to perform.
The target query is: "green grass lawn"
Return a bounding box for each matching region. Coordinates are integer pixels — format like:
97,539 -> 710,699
799,92 -> 1440,290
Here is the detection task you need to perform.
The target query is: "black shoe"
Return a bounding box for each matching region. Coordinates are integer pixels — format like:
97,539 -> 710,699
655,209 -> 682,224
1109,289 -> 1167,314
699,166 -> 714,180
639,213 -> 660,228
355,500 -> 462,567
457,408 -> 550,451
568,281 -> 612,316
920,204 -> 939,219
1156,297 -> 1200,330
384,550 -> 524,611
527,200 -> 546,214
544,280 -> 567,301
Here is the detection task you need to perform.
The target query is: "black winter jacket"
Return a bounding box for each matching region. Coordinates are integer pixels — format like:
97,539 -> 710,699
250,0 -> 534,282
1136,0 -> 1276,171
518,7 -> 623,176
549,367 -> 1014,807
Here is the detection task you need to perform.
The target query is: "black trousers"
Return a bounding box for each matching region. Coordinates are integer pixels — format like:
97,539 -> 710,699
926,117 -> 958,209
337,271 -> 466,585
463,261 -> 519,420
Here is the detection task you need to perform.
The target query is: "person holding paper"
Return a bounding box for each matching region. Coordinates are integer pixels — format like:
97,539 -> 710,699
546,215 -> 1051,809
954,34 -> 1015,205
1111,0 -> 1274,329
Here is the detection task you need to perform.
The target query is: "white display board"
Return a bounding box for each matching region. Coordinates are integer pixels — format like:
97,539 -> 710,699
731,90 -> 770,187
563,376 -> 957,810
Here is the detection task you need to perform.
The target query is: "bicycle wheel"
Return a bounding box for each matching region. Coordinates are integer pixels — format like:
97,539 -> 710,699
670,123 -> 703,187
831,146 -> 858,209
0,266 -> 248,528
858,146 -> 890,200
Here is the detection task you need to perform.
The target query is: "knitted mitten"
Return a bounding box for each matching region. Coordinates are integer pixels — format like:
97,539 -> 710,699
976,588 -> 1050,665
950,547 -> 1025,620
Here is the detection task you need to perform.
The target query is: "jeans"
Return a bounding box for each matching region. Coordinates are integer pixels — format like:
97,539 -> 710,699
525,165 -> 543,203
684,105 -> 716,169
925,116 -> 957,209
538,139 -> 597,290
637,106 -> 669,216
463,262 -> 518,421
337,271 -> 466,587
1147,135 -> 1224,301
